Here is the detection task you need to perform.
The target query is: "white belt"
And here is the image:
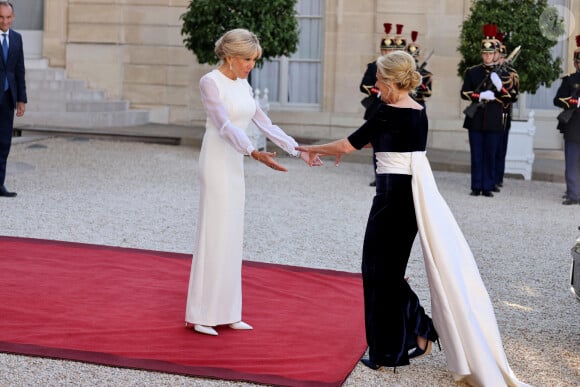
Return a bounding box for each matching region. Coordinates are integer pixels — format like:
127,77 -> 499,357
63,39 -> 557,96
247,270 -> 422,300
376,152 -> 426,175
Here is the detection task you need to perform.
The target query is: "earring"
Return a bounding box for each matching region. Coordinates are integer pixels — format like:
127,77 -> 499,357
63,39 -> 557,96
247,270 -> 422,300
229,63 -> 233,71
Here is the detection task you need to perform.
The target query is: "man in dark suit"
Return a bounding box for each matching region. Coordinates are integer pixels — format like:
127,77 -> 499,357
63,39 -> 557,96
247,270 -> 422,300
0,1 -> 26,198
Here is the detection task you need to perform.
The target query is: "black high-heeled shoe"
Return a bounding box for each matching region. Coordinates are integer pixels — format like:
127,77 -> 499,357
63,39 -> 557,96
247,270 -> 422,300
360,358 -> 397,373
360,358 -> 380,370
409,340 -> 431,359
409,338 -> 440,359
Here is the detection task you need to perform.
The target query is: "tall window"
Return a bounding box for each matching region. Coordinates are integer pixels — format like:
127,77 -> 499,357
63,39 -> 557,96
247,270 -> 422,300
252,0 -> 324,110
525,0 -> 568,111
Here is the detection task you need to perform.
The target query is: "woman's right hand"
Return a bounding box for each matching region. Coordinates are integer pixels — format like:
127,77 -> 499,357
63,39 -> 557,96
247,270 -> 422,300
299,149 -> 323,167
251,150 -> 288,172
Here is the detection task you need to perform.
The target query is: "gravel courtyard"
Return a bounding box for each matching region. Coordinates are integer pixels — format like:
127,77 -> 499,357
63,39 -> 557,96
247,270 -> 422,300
0,136 -> 578,386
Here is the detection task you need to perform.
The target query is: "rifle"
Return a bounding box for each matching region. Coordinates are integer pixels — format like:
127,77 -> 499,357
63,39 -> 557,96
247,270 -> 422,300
500,45 -> 521,71
463,46 -> 521,119
418,49 -> 434,71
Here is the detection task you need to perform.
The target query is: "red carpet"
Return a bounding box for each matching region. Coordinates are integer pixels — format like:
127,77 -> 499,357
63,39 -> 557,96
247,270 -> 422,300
0,236 -> 366,386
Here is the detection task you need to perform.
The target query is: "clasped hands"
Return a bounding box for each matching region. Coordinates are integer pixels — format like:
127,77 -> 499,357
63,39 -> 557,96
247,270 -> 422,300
295,145 -> 343,167
251,149 -> 322,172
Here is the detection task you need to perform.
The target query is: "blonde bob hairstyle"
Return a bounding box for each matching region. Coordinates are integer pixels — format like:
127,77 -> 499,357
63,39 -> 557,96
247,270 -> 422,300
376,51 -> 421,91
214,28 -> 263,62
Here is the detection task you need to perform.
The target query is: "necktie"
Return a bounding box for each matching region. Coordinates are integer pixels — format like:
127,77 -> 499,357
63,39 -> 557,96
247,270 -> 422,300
2,34 -> 7,91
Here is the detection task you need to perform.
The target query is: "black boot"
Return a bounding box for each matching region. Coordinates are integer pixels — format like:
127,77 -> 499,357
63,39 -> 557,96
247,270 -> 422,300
0,185 -> 16,197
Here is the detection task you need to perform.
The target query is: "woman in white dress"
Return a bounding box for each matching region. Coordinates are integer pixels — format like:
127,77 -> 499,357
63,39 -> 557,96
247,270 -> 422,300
296,51 -> 528,386
185,29 -> 320,336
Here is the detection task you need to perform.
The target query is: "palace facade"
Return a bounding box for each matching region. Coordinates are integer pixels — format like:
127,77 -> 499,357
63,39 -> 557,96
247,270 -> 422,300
16,0 -> 580,150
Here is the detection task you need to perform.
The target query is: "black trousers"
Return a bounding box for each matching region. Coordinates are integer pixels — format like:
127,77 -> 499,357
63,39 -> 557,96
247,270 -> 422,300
0,89 -> 15,186
468,129 -> 502,191
362,174 -> 438,367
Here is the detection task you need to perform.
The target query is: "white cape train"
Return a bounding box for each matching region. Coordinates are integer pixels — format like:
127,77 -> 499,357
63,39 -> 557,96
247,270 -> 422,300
382,151 -> 529,387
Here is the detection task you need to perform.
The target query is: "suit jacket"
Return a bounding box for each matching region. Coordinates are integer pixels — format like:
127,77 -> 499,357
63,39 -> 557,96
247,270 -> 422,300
0,29 -> 27,107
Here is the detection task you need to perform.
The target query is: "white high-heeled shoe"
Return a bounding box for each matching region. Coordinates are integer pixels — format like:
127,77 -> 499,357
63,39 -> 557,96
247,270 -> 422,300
229,321 -> 253,330
193,324 -> 218,336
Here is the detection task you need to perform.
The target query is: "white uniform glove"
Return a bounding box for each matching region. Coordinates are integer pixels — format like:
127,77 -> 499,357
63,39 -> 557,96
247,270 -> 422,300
490,72 -> 502,91
479,90 -> 495,101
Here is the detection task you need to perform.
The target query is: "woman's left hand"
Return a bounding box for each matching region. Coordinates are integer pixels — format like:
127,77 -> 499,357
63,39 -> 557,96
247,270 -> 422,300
251,150 -> 288,172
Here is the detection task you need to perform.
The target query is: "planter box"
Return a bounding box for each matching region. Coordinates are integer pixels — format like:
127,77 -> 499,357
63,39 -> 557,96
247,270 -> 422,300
506,110 -> 535,180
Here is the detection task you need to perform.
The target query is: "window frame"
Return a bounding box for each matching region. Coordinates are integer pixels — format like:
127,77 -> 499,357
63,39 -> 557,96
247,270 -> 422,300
252,0 -> 324,111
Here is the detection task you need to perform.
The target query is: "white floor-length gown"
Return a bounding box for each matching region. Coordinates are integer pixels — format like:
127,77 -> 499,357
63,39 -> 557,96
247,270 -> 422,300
383,151 -> 529,387
185,69 -> 300,327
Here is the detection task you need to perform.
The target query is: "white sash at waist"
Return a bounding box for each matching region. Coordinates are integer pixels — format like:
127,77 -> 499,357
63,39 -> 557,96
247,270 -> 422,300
375,151 -> 414,175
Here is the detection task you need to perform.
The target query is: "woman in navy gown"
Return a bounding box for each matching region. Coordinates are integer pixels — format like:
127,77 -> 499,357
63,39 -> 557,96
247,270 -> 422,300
297,51 -> 528,386
301,50 -> 437,368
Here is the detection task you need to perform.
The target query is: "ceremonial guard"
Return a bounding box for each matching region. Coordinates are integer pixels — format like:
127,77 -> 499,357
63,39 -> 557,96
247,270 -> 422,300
360,23 -> 405,121
554,35 -> 580,205
460,24 -> 512,197
360,23 -> 394,121
360,23 -> 397,186
406,31 -> 433,108
495,33 -> 519,189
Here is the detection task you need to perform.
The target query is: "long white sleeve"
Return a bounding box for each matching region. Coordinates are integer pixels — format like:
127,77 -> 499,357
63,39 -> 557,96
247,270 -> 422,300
199,75 -> 255,155
252,105 -> 300,157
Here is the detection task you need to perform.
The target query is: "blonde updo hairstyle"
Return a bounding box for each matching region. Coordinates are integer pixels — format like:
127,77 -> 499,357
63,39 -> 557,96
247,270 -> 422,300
214,28 -> 263,63
376,51 -> 421,91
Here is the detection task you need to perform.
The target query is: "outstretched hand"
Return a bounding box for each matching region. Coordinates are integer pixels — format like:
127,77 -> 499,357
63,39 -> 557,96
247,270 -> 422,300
251,150 -> 288,172
295,145 -> 343,167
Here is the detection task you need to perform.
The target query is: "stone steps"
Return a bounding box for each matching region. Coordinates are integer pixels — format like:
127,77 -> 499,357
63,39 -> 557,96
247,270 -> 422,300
25,99 -> 130,112
19,111 -> 150,128
15,60 -> 150,128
